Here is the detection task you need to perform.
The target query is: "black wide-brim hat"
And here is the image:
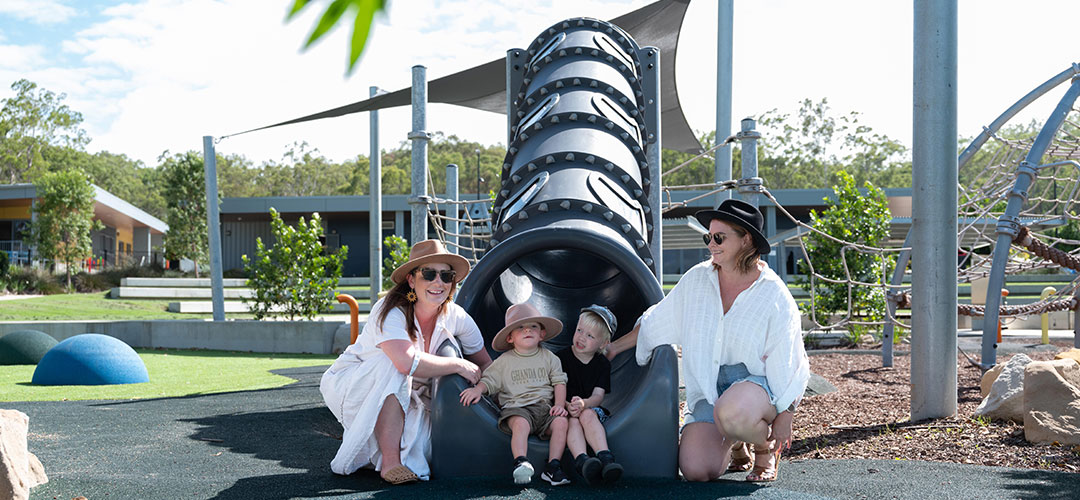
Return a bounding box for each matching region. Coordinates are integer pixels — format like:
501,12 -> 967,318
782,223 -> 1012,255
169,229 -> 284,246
694,199 -> 770,255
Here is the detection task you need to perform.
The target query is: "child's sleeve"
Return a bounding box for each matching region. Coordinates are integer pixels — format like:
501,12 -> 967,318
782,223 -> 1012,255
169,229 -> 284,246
478,360 -> 501,395
597,356 -> 612,394
548,351 -> 568,386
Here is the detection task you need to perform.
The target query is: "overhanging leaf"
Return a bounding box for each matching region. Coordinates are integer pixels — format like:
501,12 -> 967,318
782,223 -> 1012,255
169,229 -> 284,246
304,0 -> 350,49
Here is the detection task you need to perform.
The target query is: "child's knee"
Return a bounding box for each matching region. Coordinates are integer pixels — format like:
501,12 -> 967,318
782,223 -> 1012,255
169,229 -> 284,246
580,408 -> 599,424
550,415 -> 568,430
508,415 -> 531,432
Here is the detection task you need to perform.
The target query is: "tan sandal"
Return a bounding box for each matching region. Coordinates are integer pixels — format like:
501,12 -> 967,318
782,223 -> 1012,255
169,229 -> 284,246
746,447 -> 779,482
727,441 -> 752,472
381,464 -> 419,485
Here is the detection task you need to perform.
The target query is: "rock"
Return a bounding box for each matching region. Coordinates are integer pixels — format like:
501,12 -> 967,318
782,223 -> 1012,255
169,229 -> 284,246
1023,358 -> 1080,445
980,361 -> 1007,398
1055,348 -> 1080,366
0,409 -> 48,500
804,373 -> 837,397
975,353 -> 1031,422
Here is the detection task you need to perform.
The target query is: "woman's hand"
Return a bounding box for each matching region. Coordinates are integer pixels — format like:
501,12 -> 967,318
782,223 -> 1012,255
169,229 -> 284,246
456,359 -> 481,385
768,411 -> 795,451
550,404 -> 568,417
460,386 -> 482,406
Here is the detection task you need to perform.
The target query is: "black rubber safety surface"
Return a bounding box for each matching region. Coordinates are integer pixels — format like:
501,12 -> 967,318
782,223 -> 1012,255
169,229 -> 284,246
15,365 -> 1080,500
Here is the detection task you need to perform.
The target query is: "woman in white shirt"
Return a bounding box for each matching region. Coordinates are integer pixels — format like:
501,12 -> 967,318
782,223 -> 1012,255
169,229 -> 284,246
320,240 -> 493,484
607,199 -> 809,482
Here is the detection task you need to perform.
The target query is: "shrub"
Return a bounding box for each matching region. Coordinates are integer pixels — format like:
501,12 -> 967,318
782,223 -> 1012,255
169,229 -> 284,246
381,235 -> 410,291
7,267 -> 63,295
242,208 -> 348,320
0,251 -> 9,289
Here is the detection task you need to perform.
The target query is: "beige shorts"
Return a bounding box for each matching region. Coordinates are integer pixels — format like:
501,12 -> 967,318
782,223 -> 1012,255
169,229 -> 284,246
497,401 -> 555,438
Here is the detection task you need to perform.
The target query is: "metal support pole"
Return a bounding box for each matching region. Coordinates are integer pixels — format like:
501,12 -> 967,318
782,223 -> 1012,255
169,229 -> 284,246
446,164 -> 459,253
409,65 -> 430,246
911,0 -> 958,420
715,0 -> 734,205
369,86 -> 383,305
202,136 -> 225,321
737,118 -> 761,208
642,47 -> 663,281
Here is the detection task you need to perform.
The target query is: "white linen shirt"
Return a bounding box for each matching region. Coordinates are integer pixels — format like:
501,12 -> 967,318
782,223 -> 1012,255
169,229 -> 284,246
636,260 -> 809,422
320,298 -> 485,478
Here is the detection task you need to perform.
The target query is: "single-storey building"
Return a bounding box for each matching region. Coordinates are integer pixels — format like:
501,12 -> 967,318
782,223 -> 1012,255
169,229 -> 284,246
0,183 -> 168,267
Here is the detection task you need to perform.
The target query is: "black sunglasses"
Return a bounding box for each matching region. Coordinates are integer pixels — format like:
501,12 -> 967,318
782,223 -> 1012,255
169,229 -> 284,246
418,268 -> 457,283
702,232 -> 726,246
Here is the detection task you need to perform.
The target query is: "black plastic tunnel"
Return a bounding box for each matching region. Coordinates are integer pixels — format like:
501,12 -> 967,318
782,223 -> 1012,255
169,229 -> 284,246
456,17 -> 664,352
436,17 -> 678,480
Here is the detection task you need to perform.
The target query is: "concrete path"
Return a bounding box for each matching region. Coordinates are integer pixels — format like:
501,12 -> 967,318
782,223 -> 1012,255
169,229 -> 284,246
14,365 -> 1080,500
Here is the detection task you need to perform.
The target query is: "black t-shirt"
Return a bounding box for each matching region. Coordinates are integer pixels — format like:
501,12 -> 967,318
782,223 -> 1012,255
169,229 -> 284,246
555,347 -> 612,400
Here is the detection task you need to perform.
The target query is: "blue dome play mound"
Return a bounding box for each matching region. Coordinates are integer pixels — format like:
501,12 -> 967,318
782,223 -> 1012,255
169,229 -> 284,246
0,330 -> 58,365
32,334 -> 149,385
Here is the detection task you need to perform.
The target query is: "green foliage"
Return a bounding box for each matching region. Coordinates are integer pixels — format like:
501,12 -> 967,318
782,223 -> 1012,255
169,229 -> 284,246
1055,212 -> 1080,254
381,234 -> 409,291
797,171 -> 894,331
0,79 -> 89,184
287,0 -> 386,75
5,266 -> 63,295
660,99 -> 912,191
160,151 -> 210,278
242,208 -> 349,320
27,169 -> 102,289
0,250 -> 8,287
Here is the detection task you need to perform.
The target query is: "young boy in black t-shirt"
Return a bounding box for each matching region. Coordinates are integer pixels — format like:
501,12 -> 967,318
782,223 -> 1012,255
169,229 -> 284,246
554,304 -> 623,485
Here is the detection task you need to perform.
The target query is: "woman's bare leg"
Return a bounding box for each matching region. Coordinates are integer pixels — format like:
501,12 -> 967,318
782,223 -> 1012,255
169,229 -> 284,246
374,395 -> 405,476
679,420 -> 731,482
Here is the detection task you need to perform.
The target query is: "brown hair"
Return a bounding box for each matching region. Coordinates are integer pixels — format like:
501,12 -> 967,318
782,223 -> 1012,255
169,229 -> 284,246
716,224 -> 761,274
375,267 -> 456,341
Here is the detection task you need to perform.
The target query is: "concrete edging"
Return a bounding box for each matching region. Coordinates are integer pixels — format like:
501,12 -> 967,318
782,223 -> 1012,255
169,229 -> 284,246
0,319 -> 359,354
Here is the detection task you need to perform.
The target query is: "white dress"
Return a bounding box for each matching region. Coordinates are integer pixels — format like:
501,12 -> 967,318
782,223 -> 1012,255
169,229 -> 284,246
319,299 -> 484,480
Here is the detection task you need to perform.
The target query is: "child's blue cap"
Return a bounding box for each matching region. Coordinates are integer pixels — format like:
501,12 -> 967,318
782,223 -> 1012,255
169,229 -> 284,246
580,304 -> 617,335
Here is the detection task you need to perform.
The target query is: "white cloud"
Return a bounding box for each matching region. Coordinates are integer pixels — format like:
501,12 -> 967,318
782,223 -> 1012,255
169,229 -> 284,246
0,0 -> 77,24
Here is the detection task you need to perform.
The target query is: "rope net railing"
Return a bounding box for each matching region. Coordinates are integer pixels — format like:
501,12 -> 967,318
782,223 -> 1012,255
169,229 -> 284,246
422,108 -> 1080,332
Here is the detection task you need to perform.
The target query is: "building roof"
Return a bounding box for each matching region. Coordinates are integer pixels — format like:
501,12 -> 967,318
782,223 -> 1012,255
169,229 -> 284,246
0,183 -> 167,234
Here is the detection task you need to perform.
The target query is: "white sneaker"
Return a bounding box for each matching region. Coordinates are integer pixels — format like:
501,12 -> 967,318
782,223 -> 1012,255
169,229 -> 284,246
513,460 -> 534,485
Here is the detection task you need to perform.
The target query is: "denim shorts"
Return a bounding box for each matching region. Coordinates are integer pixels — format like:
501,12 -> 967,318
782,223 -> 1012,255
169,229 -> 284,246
688,362 -> 775,424
590,406 -> 611,425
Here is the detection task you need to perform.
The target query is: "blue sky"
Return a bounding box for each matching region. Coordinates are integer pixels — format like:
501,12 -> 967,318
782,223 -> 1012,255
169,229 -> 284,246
1,0 -> 1078,168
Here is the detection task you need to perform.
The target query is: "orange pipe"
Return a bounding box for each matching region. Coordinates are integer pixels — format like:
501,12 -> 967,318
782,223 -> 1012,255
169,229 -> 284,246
337,294 -> 360,344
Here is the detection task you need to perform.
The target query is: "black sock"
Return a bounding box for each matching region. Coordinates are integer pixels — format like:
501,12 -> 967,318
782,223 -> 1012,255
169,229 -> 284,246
514,455 -> 528,465
574,453 -> 589,467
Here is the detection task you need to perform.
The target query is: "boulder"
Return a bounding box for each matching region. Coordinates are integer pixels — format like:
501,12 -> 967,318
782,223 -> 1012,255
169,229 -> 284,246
975,353 -> 1031,422
1023,358 -> 1080,445
1055,348 -> 1080,366
980,361 -> 1007,398
0,409 -> 48,500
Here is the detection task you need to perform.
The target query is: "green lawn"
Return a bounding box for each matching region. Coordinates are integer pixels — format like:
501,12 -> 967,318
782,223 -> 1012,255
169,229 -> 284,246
0,292 -> 212,321
0,348 -> 335,401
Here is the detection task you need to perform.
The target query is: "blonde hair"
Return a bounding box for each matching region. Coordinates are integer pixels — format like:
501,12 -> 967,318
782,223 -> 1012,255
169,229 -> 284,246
577,311 -> 613,349
727,224 -> 761,274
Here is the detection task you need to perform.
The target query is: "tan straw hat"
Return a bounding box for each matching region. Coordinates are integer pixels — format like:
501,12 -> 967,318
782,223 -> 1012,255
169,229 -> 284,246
389,239 -> 471,285
491,302 -> 563,352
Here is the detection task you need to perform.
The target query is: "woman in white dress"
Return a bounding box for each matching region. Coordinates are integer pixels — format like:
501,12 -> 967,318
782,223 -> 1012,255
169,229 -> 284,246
320,239 -> 492,484
606,199 -> 809,483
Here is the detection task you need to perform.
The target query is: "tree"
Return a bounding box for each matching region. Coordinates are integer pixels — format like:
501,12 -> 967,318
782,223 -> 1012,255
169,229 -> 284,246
381,234 -> 409,291
242,208 -> 348,320
797,171 -> 894,335
160,151 -> 210,277
287,0 -> 387,75
27,169 -> 101,289
0,79 -> 89,184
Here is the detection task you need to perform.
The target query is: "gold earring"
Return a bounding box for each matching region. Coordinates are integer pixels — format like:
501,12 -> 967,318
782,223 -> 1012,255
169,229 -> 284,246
405,290 -> 418,303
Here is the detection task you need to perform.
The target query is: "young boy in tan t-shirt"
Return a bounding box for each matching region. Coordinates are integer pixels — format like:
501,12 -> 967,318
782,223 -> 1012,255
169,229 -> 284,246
460,302 -> 570,485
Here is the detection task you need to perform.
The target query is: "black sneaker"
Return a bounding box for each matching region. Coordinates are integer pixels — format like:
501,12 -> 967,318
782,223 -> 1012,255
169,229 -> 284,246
597,450 -> 623,484
541,459 -> 570,486
574,453 -> 602,485
512,456 -> 534,485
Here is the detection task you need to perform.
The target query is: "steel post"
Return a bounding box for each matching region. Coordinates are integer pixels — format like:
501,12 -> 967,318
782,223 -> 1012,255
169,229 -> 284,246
911,0 -> 958,420
409,65 -> 430,246
715,0 -> 734,205
369,86 -> 383,305
202,136 -> 225,321
446,164 -> 459,253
